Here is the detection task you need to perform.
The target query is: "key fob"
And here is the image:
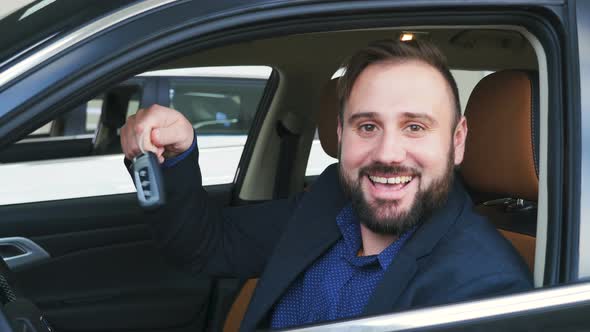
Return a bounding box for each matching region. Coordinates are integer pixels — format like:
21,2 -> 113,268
132,152 -> 165,209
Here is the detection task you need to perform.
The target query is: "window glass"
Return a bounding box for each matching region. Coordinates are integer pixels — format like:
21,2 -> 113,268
451,70 -> 494,114
126,92 -> 141,117
29,122 -> 52,136
304,69 -> 493,177
306,132 -> 338,177
85,97 -> 103,132
161,66 -> 272,185
169,77 -> 266,136
23,96 -> 104,139
0,66 -> 272,205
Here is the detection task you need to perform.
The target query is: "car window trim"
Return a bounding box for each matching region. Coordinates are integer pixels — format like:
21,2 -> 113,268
0,0 -> 180,89
17,133 -> 94,144
575,0 -> 590,279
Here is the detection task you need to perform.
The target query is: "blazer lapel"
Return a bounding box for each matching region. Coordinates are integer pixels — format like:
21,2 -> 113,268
365,176 -> 469,315
241,164 -> 347,331
364,251 -> 417,315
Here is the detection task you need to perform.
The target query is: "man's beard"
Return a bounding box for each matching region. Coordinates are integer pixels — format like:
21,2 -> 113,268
339,148 -> 455,237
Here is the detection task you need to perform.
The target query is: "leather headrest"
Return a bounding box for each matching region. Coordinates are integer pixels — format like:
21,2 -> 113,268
318,79 -> 340,158
461,70 -> 539,201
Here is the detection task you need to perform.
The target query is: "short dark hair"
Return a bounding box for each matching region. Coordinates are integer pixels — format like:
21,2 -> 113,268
337,39 -> 461,128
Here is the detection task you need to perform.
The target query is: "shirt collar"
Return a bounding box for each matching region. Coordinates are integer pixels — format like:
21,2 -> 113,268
336,204 -> 416,270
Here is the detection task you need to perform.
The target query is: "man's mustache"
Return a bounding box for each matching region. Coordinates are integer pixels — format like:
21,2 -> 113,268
359,163 -> 420,177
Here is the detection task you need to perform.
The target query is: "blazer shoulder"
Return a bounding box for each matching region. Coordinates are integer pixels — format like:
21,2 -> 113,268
420,204 -> 532,287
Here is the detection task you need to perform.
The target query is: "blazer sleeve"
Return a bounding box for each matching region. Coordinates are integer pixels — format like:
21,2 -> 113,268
128,141 -> 301,279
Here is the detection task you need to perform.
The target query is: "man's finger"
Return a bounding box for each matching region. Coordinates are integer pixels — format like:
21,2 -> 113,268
152,126 -> 186,147
139,128 -> 159,154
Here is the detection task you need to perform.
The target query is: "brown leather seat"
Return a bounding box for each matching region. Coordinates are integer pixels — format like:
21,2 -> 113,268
461,70 -> 539,271
223,279 -> 258,332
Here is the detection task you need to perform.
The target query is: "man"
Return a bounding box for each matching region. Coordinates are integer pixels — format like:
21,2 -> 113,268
121,39 -> 532,331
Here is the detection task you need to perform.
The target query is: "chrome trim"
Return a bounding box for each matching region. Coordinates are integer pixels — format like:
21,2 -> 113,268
0,237 -> 50,271
289,283 -> 590,331
17,133 -> 94,144
577,0 -> 590,278
0,32 -> 59,69
0,0 -> 179,88
138,66 -> 273,79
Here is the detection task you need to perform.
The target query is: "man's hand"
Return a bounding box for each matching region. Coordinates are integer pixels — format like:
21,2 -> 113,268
121,104 -> 194,163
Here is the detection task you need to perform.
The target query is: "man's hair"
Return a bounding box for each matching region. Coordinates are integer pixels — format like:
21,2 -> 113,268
337,39 -> 461,128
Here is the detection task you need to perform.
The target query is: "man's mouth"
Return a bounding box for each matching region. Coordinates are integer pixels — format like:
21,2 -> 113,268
366,173 -> 416,194
368,175 -> 413,185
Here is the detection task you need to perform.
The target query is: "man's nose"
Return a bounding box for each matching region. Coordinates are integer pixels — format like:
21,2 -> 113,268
373,130 -> 406,164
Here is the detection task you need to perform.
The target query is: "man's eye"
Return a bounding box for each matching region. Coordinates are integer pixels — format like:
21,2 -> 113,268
407,124 -> 424,132
360,124 -> 376,132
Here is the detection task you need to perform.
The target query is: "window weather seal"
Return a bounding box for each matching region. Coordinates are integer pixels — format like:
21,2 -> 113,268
0,0 -> 180,89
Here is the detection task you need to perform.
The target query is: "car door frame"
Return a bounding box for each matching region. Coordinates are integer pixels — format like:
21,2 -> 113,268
0,0 -> 582,330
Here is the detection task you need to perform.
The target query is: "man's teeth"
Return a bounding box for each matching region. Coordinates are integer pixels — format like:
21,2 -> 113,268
369,175 -> 413,184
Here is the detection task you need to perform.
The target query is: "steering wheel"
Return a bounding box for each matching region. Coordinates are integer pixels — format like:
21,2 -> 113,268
0,257 -> 54,332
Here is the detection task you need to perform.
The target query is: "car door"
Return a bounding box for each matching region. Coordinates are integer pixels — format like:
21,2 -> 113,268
0,79 -> 276,332
0,0 -> 587,331
0,2 -> 279,331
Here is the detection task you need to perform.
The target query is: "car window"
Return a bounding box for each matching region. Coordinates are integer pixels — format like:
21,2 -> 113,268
304,69 -> 492,177
24,95 -> 108,139
29,122 -> 51,136
170,77 -> 265,135
0,66 -> 272,205
85,97 -> 104,133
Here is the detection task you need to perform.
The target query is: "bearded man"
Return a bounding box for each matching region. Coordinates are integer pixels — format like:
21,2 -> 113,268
121,39 -> 532,331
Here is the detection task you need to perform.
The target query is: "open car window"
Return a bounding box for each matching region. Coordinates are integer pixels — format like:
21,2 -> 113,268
0,66 -> 273,205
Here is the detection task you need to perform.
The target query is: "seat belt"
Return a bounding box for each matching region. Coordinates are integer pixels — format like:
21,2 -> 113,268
273,118 -> 301,199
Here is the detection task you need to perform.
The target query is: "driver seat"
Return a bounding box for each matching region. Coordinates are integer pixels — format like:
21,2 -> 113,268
460,70 -> 539,271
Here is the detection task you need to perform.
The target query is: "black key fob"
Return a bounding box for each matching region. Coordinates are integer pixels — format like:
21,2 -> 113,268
132,152 -> 165,209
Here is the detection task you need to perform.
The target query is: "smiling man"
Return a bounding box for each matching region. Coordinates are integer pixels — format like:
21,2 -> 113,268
121,39 -> 532,331
336,43 -> 466,256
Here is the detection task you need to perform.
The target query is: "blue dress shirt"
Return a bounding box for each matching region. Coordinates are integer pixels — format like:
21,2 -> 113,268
270,205 -> 415,329
162,134 -> 197,168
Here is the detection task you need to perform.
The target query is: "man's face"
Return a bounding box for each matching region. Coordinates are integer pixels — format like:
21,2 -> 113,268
337,60 -> 467,236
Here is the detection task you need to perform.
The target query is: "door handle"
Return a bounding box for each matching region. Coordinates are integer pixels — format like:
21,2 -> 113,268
0,237 -> 50,271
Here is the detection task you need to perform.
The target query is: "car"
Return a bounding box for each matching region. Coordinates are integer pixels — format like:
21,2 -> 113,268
0,0 -> 588,331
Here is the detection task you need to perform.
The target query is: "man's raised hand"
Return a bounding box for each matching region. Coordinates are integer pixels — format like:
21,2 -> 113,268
120,104 -> 194,163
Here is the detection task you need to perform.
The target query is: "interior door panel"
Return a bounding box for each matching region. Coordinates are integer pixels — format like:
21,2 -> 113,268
0,183 -> 235,332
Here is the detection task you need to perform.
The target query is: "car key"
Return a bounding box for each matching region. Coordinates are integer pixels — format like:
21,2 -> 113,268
132,152 -> 165,209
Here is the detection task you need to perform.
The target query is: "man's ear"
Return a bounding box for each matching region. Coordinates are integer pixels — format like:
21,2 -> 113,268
453,116 -> 468,165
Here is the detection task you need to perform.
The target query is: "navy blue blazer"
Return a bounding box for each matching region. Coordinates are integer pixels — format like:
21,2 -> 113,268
146,146 -> 532,331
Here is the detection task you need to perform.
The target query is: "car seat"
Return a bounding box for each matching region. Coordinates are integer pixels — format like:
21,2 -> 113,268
461,70 -> 539,271
93,85 -> 139,155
